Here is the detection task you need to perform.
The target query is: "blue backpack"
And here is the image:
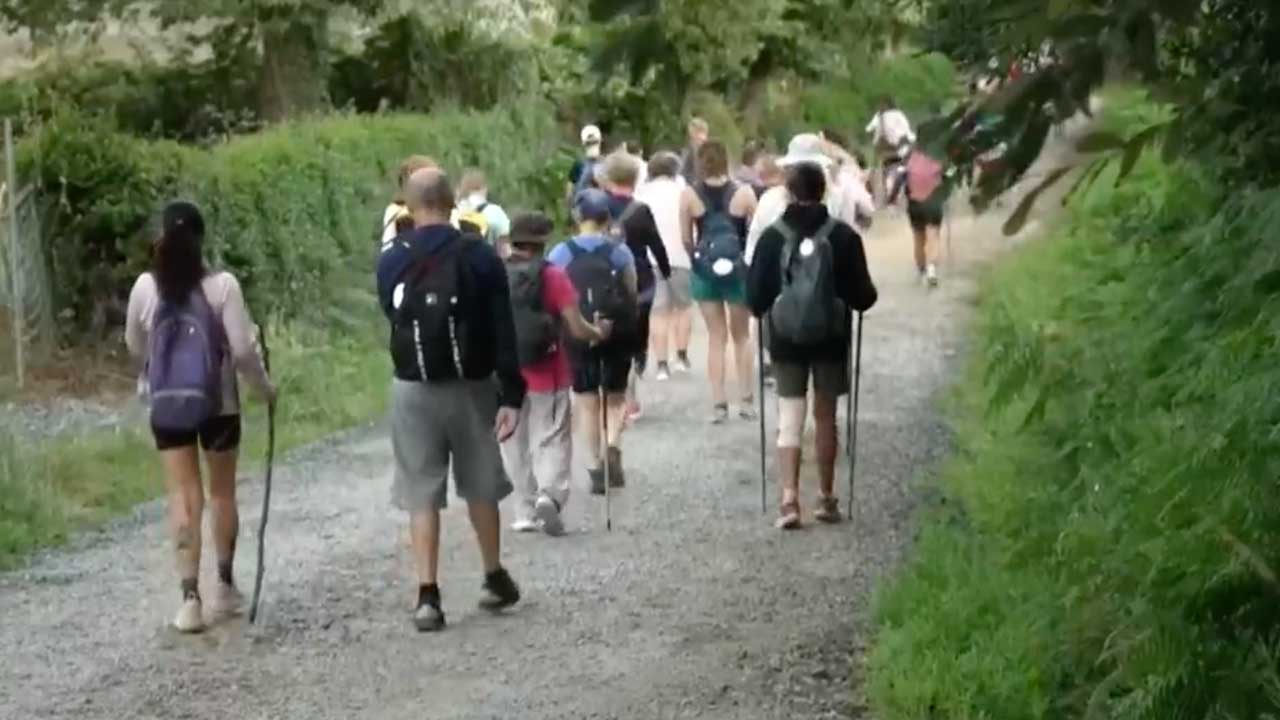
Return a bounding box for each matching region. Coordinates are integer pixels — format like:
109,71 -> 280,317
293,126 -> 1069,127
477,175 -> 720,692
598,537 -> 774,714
147,287 -> 225,432
691,182 -> 745,282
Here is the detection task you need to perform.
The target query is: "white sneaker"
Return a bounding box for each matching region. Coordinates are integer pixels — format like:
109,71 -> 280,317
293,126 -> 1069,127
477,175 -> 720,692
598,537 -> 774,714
675,357 -> 693,374
926,264 -> 939,287
655,364 -> 671,382
173,597 -> 204,634
511,518 -> 539,533
209,583 -> 244,618
535,495 -> 565,537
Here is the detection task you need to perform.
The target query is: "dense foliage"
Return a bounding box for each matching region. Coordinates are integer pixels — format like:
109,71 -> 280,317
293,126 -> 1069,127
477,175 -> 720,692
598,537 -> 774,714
870,90 -> 1280,719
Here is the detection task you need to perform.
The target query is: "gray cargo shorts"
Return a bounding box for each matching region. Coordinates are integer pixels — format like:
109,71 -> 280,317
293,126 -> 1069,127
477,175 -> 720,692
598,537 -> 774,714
653,267 -> 693,312
389,378 -> 513,512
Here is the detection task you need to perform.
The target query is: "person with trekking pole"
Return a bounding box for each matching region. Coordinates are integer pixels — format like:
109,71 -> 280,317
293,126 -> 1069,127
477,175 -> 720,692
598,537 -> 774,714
747,159 -> 877,530
546,189 -> 638,499
500,212 -> 613,537
377,168 -> 526,632
125,201 -> 277,633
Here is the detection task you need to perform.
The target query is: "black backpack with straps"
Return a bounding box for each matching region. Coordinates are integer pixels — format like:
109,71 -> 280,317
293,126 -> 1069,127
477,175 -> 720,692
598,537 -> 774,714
564,237 -> 634,348
389,236 -> 478,381
506,258 -> 560,367
768,218 -> 847,347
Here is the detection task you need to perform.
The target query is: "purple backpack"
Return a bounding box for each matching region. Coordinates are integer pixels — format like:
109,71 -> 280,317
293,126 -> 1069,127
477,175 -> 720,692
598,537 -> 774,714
147,287 -> 225,432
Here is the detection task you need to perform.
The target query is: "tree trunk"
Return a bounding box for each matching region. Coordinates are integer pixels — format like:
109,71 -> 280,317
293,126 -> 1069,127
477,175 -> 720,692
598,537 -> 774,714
258,8 -> 330,123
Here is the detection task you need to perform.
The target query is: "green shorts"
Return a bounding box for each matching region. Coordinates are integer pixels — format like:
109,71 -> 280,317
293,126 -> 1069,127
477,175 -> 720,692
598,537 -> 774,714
690,270 -> 747,306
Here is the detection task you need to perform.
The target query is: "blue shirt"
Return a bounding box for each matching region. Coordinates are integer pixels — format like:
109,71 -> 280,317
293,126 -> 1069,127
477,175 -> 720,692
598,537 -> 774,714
545,235 -> 635,273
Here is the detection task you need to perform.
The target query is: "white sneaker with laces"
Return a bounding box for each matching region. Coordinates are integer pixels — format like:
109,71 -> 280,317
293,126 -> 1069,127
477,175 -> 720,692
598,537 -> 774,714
209,583 -> 244,618
173,597 -> 204,634
511,518 -> 539,533
655,365 -> 671,382
926,264 -> 939,287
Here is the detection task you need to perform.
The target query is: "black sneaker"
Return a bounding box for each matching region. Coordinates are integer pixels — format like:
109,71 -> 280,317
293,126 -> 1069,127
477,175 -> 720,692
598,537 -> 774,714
606,446 -> 625,487
589,467 -> 606,495
413,585 -> 445,632
478,567 -> 521,612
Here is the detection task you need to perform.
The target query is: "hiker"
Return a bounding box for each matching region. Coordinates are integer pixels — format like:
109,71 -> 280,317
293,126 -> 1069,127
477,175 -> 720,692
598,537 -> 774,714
818,129 -> 876,230
747,162 -> 877,529
376,167 -> 525,632
866,96 -> 916,206
125,200 -> 277,633
599,151 -> 671,423
501,212 -> 613,536
616,139 -> 649,187
568,124 -> 604,204
680,139 -> 759,423
636,151 -> 694,381
546,188 -> 638,494
680,117 -> 710,185
452,168 -> 512,256
735,140 -> 767,198
903,143 -> 948,287
380,155 -> 438,250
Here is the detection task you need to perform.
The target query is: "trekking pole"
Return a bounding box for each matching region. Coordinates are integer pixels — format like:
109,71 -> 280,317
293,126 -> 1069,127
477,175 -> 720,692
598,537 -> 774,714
756,322 -> 767,514
600,354 -> 612,533
249,325 -> 277,624
847,313 -> 864,522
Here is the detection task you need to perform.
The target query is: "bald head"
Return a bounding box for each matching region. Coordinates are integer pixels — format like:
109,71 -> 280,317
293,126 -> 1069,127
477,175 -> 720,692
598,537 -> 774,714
405,167 -> 455,223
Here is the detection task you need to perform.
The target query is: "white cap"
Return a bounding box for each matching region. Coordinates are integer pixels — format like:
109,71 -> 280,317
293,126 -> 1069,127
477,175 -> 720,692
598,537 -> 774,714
777,133 -> 833,168
580,124 -> 602,146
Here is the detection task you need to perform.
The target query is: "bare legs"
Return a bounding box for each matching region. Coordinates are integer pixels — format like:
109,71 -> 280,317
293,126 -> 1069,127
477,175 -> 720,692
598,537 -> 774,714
700,301 -> 754,406
728,304 -> 754,403
408,501 -> 501,588
161,448 -> 204,592
205,449 -> 239,582
574,391 -> 626,469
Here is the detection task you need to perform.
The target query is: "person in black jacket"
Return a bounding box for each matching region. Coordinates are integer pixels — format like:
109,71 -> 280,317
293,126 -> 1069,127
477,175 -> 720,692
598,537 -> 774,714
375,167 -> 526,631
599,151 -> 672,422
747,162 -> 877,530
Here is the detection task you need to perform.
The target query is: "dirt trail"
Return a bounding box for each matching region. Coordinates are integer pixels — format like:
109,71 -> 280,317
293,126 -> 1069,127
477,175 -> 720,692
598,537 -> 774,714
0,119 -> 1089,720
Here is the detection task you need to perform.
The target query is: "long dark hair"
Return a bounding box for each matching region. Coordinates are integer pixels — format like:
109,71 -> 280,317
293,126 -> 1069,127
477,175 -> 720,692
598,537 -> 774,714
153,201 -> 208,304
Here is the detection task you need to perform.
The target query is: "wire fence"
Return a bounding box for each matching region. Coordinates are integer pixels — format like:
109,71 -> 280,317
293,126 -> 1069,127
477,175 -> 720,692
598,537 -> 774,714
0,118 -> 54,390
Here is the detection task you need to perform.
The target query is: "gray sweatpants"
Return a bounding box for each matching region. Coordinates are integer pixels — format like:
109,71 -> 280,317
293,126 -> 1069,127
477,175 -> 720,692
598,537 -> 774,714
390,378 -> 513,512
499,390 -> 572,523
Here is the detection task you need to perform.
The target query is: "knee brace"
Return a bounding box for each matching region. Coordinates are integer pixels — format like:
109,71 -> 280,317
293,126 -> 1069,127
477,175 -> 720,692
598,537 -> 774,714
776,397 -> 808,449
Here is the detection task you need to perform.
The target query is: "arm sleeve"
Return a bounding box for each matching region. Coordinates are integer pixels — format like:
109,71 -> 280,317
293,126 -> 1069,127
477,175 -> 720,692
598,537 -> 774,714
219,275 -> 274,400
834,228 -> 878,313
124,275 -> 151,363
746,231 -> 782,319
636,207 -> 671,279
479,248 -> 527,410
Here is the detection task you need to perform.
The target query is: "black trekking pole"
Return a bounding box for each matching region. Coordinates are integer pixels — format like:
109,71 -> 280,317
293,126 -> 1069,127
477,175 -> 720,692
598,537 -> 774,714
249,325 -> 277,625
756,321 -> 767,514
847,313 -> 864,522
600,354 -> 612,533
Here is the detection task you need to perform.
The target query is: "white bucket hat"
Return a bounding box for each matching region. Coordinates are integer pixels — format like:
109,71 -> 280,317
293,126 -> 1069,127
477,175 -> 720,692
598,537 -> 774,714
580,124 -> 603,146
777,133 -> 834,168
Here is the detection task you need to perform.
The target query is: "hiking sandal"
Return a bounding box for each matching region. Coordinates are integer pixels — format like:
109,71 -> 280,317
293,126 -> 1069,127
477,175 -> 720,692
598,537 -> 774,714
814,496 -> 842,524
775,500 -> 802,530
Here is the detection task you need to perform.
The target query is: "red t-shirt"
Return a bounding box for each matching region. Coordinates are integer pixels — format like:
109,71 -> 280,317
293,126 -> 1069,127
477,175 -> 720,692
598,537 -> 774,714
522,264 -> 578,393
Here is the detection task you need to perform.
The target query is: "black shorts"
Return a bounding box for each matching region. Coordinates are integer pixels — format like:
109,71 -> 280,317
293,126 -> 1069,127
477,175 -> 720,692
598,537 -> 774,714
569,345 -> 632,395
908,197 -> 944,231
152,414 -> 242,452
773,360 -> 849,399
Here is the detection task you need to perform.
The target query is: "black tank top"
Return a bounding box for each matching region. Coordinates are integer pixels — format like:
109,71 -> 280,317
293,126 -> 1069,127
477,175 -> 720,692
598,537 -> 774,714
696,182 -> 748,240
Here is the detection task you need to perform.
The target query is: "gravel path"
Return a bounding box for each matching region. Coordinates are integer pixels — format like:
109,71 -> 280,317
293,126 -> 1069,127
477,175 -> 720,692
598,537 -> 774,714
0,123 -> 1087,720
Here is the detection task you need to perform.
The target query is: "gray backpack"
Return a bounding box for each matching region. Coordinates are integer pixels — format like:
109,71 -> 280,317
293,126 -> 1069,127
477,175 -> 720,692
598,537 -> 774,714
768,218 -> 846,346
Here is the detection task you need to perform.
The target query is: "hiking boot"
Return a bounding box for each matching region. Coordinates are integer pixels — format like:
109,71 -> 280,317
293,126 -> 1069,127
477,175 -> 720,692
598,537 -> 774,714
711,403 -> 730,425
173,596 -> 204,634
589,468 -> 606,496
535,495 -> 565,537
414,586 -> 445,632
655,362 -> 671,382
814,496 -> 843,524
479,567 -> 521,612
209,582 -> 244,618
606,446 -> 625,488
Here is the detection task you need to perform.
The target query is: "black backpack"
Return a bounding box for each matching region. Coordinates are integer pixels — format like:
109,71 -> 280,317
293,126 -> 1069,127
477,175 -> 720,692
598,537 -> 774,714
768,218 -> 847,346
506,259 -> 560,367
692,182 -> 745,282
389,237 -> 477,381
565,237 -> 634,346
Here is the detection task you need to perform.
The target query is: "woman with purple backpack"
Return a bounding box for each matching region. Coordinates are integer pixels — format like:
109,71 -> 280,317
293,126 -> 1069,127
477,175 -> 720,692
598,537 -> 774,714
125,201 -> 277,633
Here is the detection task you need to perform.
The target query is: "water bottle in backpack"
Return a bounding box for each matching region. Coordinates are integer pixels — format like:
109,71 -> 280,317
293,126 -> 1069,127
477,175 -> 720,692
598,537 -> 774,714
147,288 -> 225,432
768,219 -> 847,346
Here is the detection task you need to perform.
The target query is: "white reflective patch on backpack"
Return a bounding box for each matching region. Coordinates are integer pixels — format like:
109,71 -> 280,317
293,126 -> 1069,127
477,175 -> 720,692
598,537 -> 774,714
712,258 -> 736,277
799,239 -> 816,257
393,283 -> 406,310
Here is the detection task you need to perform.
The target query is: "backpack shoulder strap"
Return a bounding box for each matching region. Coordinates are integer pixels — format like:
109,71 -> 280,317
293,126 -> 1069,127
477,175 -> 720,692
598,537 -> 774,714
566,238 -> 587,259
772,220 -> 798,246
814,218 -> 839,244
617,200 -> 642,227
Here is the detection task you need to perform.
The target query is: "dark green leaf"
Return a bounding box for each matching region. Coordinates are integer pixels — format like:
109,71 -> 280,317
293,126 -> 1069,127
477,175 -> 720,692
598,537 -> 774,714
1003,165 -> 1075,236
1114,124 -> 1165,186
1076,131 -> 1126,153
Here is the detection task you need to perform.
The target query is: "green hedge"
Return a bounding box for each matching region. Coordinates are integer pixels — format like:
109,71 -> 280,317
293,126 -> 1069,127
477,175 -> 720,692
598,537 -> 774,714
20,102 -> 571,330
869,93 -> 1280,718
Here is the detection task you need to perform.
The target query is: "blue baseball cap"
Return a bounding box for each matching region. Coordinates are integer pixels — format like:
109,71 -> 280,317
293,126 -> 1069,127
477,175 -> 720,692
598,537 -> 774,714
574,187 -> 612,224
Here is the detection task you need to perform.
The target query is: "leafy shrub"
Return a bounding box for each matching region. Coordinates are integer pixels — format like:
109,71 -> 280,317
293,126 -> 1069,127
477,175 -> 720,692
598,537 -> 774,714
18,102 -> 569,334
869,99 -> 1280,718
